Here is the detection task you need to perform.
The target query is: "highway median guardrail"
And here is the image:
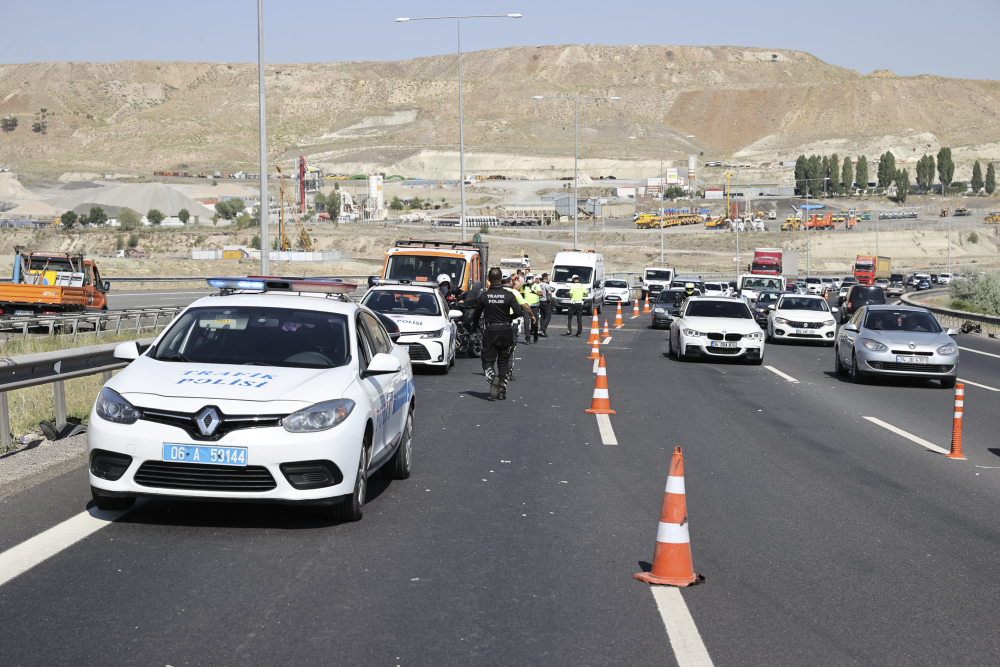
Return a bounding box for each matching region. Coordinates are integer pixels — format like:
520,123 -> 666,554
1,307 -> 184,341
902,288 -> 1000,337
0,338 -> 155,452
103,275 -> 377,290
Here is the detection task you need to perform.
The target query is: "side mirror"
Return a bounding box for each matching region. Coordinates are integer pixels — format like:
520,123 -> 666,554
388,331 -> 401,343
103,281 -> 111,292
946,327 -> 959,336
448,309 -> 464,320
114,341 -> 140,360
831,307 -> 839,313
364,352 -> 401,377
767,304 -> 776,310
843,323 -> 858,332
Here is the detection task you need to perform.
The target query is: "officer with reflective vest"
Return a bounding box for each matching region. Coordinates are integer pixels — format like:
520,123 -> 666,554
519,274 -> 541,344
564,275 -> 587,336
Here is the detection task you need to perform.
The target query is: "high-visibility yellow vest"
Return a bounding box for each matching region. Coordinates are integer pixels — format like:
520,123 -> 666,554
521,283 -> 540,305
504,286 -> 526,315
569,284 -> 587,303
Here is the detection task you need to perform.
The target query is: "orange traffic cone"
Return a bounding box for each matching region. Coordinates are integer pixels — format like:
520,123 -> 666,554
587,313 -> 601,344
642,297 -> 650,314
587,338 -> 601,360
947,382 -> 967,460
603,319 -> 610,338
635,447 -> 703,586
614,302 -> 624,327
632,299 -> 640,317
585,354 -> 615,414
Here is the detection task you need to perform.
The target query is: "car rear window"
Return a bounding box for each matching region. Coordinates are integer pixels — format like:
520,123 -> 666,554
850,286 -> 886,304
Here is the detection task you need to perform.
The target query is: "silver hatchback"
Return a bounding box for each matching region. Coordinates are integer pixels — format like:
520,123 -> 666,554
834,305 -> 959,387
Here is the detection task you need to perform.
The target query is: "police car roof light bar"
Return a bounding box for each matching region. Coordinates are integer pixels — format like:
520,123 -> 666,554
207,277 -> 357,294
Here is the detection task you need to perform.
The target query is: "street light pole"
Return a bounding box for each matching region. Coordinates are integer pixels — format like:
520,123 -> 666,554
256,0 -> 269,275
628,133 -> 692,265
396,14 -> 522,243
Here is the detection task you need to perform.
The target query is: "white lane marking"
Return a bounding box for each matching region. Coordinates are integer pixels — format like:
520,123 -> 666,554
603,336 -> 612,344
959,346 -> 1000,360
596,414 -> 617,445
863,417 -> 950,455
593,358 -> 600,373
959,378 -> 1000,392
650,587 -> 714,667
631,314 -> 640,319
765,365 -> 799,383
0,505 -> 133,587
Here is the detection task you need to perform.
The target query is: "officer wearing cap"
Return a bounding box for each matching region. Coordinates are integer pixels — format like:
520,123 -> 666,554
473,267 -> 533,400
564,275 -> 587,336
519,273 -> 542,344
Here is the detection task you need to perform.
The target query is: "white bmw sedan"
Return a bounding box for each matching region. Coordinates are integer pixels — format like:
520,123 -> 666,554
361,283 -> 461,373
88,278 -> 415,522
668,296 -> 765,364
766,294 -> 839,346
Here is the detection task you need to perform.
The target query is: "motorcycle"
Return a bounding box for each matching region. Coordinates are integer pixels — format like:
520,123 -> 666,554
446,294 -> 483,358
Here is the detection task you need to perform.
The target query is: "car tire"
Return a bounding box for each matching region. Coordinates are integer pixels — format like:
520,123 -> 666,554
748,353 -> 764,366
834,347 -> 848,376
941,376 -> 957,389
436,360 -> 450,374
91,490 -> 135,511
678,342 -> 689,362
331,433 -> 371,522
383,409 -> 412,480
850,352 -> 866,384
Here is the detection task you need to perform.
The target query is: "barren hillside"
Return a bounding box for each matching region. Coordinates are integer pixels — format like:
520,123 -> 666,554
1,45 -> 999,177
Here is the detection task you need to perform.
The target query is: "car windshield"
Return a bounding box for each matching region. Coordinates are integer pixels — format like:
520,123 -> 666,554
865,310 -> 942,333
805,277 -> 821,284
645,270 -> 673,280
385,255 -> 466,285
362,289 -> 441,316
705,283 -> 724,291
553,266 -> 593,283
741,276 -> 783,290
605,280 -> 628,288
778,297 -> 830,311
686,300 -> 752,319
757,292 -> 781,303
657,289 -> 687,304
672,279 -> 705,291
152,307 -> 351,369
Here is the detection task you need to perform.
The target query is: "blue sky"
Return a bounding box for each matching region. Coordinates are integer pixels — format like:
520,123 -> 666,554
4,0 -> 998,80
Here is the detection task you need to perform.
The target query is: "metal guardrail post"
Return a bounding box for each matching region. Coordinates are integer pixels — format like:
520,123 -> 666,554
0,391 -> 9,452
53,380 -> 67,428
102,371 -> 112,383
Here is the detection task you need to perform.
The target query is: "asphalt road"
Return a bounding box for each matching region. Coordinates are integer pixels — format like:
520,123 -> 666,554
3,302 -> 1000,665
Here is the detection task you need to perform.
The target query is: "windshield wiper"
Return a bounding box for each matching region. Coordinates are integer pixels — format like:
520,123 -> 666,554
243,361 -> 271,366
157,354 -> 191,363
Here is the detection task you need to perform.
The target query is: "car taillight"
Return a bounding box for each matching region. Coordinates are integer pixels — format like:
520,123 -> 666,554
847,302 -> 852,308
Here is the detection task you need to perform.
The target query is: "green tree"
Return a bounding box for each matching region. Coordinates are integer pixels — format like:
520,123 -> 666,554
327,189 -> 341,221
915,155 -> 934,193
87,206 -> 108,226
314,192 -> 327,211
986,162 -> 997,195
60,210 -> 78,227
177,208 -> 190,224
971,161 -> 984,195
250,205 -> 261,226
794,155 -> 808,195
841,156 -> 854,194
115,235 -> 125,251
212,213 -> 220,225
117,207 -> 140,230
409,196 -> 425,209
127,232 -> 139,248
821,156 -> 830,193
877,152 -> 897,190
969,231 -> 979,244
937,147 -> 955,195
214,197 -> 245,220
895,168 -> 910,203
146,208 -> 164,225
389,195 -> 404,211
856,156 -> 869,194
1,116 -> 17,133
250,234 -> 261,250
830,155 -> 841,195
235,212 -> 251,229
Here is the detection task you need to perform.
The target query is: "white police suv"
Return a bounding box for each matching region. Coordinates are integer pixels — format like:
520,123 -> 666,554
88,277 -> 415,522
361,281 -> 461,373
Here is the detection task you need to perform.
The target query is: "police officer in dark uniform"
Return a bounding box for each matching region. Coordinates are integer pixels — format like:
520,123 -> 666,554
472,267 -> 533,400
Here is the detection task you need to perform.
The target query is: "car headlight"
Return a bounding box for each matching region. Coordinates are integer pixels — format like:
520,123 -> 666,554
937,344 -> 957,355
823,320 -> 835,327
283,399 -> 356,433
774,317 -> 789,325
95,387 -> 142,424
860,338 -> 887,351
745,332 -> 763,340
654,308 -> 665,313
421,327 -> 446,339
682,329 -> 703,337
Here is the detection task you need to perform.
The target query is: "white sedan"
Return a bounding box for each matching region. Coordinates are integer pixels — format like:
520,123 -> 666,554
361,283 -> 461,373
766,294 -> 839,346
668,296 -> 765,364
602,279 -> 632,306
88,277 -> 415,522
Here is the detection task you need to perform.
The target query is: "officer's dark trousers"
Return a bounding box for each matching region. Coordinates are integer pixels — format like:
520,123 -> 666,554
538,301 -> 552,333
567,304 -> 584,334
482,323 -> 514,380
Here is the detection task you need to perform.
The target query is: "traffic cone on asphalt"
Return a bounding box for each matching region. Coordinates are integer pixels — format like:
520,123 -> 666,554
587,313 -> 601,344
947,382 -> 967,460
603,319 -> 610,338
585,354 -> 615,414
587,338 -> 601,360
634,446 -> 703,587
643,297 -> 651,313
632,300 -> 640,317
614,303 -> 624,327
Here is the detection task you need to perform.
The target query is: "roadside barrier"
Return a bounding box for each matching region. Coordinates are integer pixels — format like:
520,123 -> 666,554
587,314 -> 601,345
585,354 -> 615,414
603,320 -> 610,338
632,300 -> 640,317
588,339 -> 601,360
614,303 -> 624,327
947,382 -> 967,460
643,297 -> 651,314
635,447 -> 704,587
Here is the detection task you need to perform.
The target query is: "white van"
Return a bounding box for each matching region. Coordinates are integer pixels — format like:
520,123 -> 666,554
550,250 -> 606,315
641,266 -> 675,301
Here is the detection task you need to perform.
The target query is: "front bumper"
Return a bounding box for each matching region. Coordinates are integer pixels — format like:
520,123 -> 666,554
857,349 -> 958,378
398,337 -> 448,365
604,293 -> 631,304
88,411 -> 367,502
771,320 -> 836,342
651,309 -> 678,327
680,334 -> 764,359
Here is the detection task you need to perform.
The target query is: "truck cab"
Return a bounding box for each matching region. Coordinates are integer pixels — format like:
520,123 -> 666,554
0,251 -> 110,315
641,267 -> 675,301
550,250 -> 606,315
380,240 -> 487,296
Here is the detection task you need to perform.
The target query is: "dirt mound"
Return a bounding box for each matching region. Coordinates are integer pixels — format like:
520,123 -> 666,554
0,173 -> 36,200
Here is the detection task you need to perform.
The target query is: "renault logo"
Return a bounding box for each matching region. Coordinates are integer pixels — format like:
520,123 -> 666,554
196,407 -> 222,437
908,342 -> 916,350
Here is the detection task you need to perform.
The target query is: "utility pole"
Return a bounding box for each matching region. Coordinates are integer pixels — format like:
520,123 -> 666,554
256,0 -> 269,275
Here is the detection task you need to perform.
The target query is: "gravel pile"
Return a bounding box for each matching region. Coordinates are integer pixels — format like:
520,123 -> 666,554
0,433 -> 88,500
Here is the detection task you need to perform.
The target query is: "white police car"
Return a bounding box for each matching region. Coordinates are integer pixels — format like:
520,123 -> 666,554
361,281 -> 462,373
88,277 -> 415,522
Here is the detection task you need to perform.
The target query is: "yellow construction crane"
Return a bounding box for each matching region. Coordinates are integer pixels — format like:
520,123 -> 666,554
275,165 -> 313,252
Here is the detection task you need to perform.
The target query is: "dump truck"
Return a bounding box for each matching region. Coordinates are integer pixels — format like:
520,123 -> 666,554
984,212 -> 1000,225
0,249 -> 110,315
854,255 -> 890,286
804,213 -> 835,230
861,209 -> 871,220
781,213 -> 802,231
379,239 -> 488,294
954,206 -> 970,216
940,208 -> 949,217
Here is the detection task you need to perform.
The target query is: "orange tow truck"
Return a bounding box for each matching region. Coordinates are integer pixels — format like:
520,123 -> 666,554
0,249 -> 110,315
804,212 -> 835,230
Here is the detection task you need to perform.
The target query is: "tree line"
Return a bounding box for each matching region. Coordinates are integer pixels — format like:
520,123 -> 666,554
60,206 -> 188,228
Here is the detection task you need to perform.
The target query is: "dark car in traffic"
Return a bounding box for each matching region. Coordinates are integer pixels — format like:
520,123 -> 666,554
752,290 -> 787,327
915,280 -> 932,291
651,288 -> 691,329
840,285 -> 886,323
